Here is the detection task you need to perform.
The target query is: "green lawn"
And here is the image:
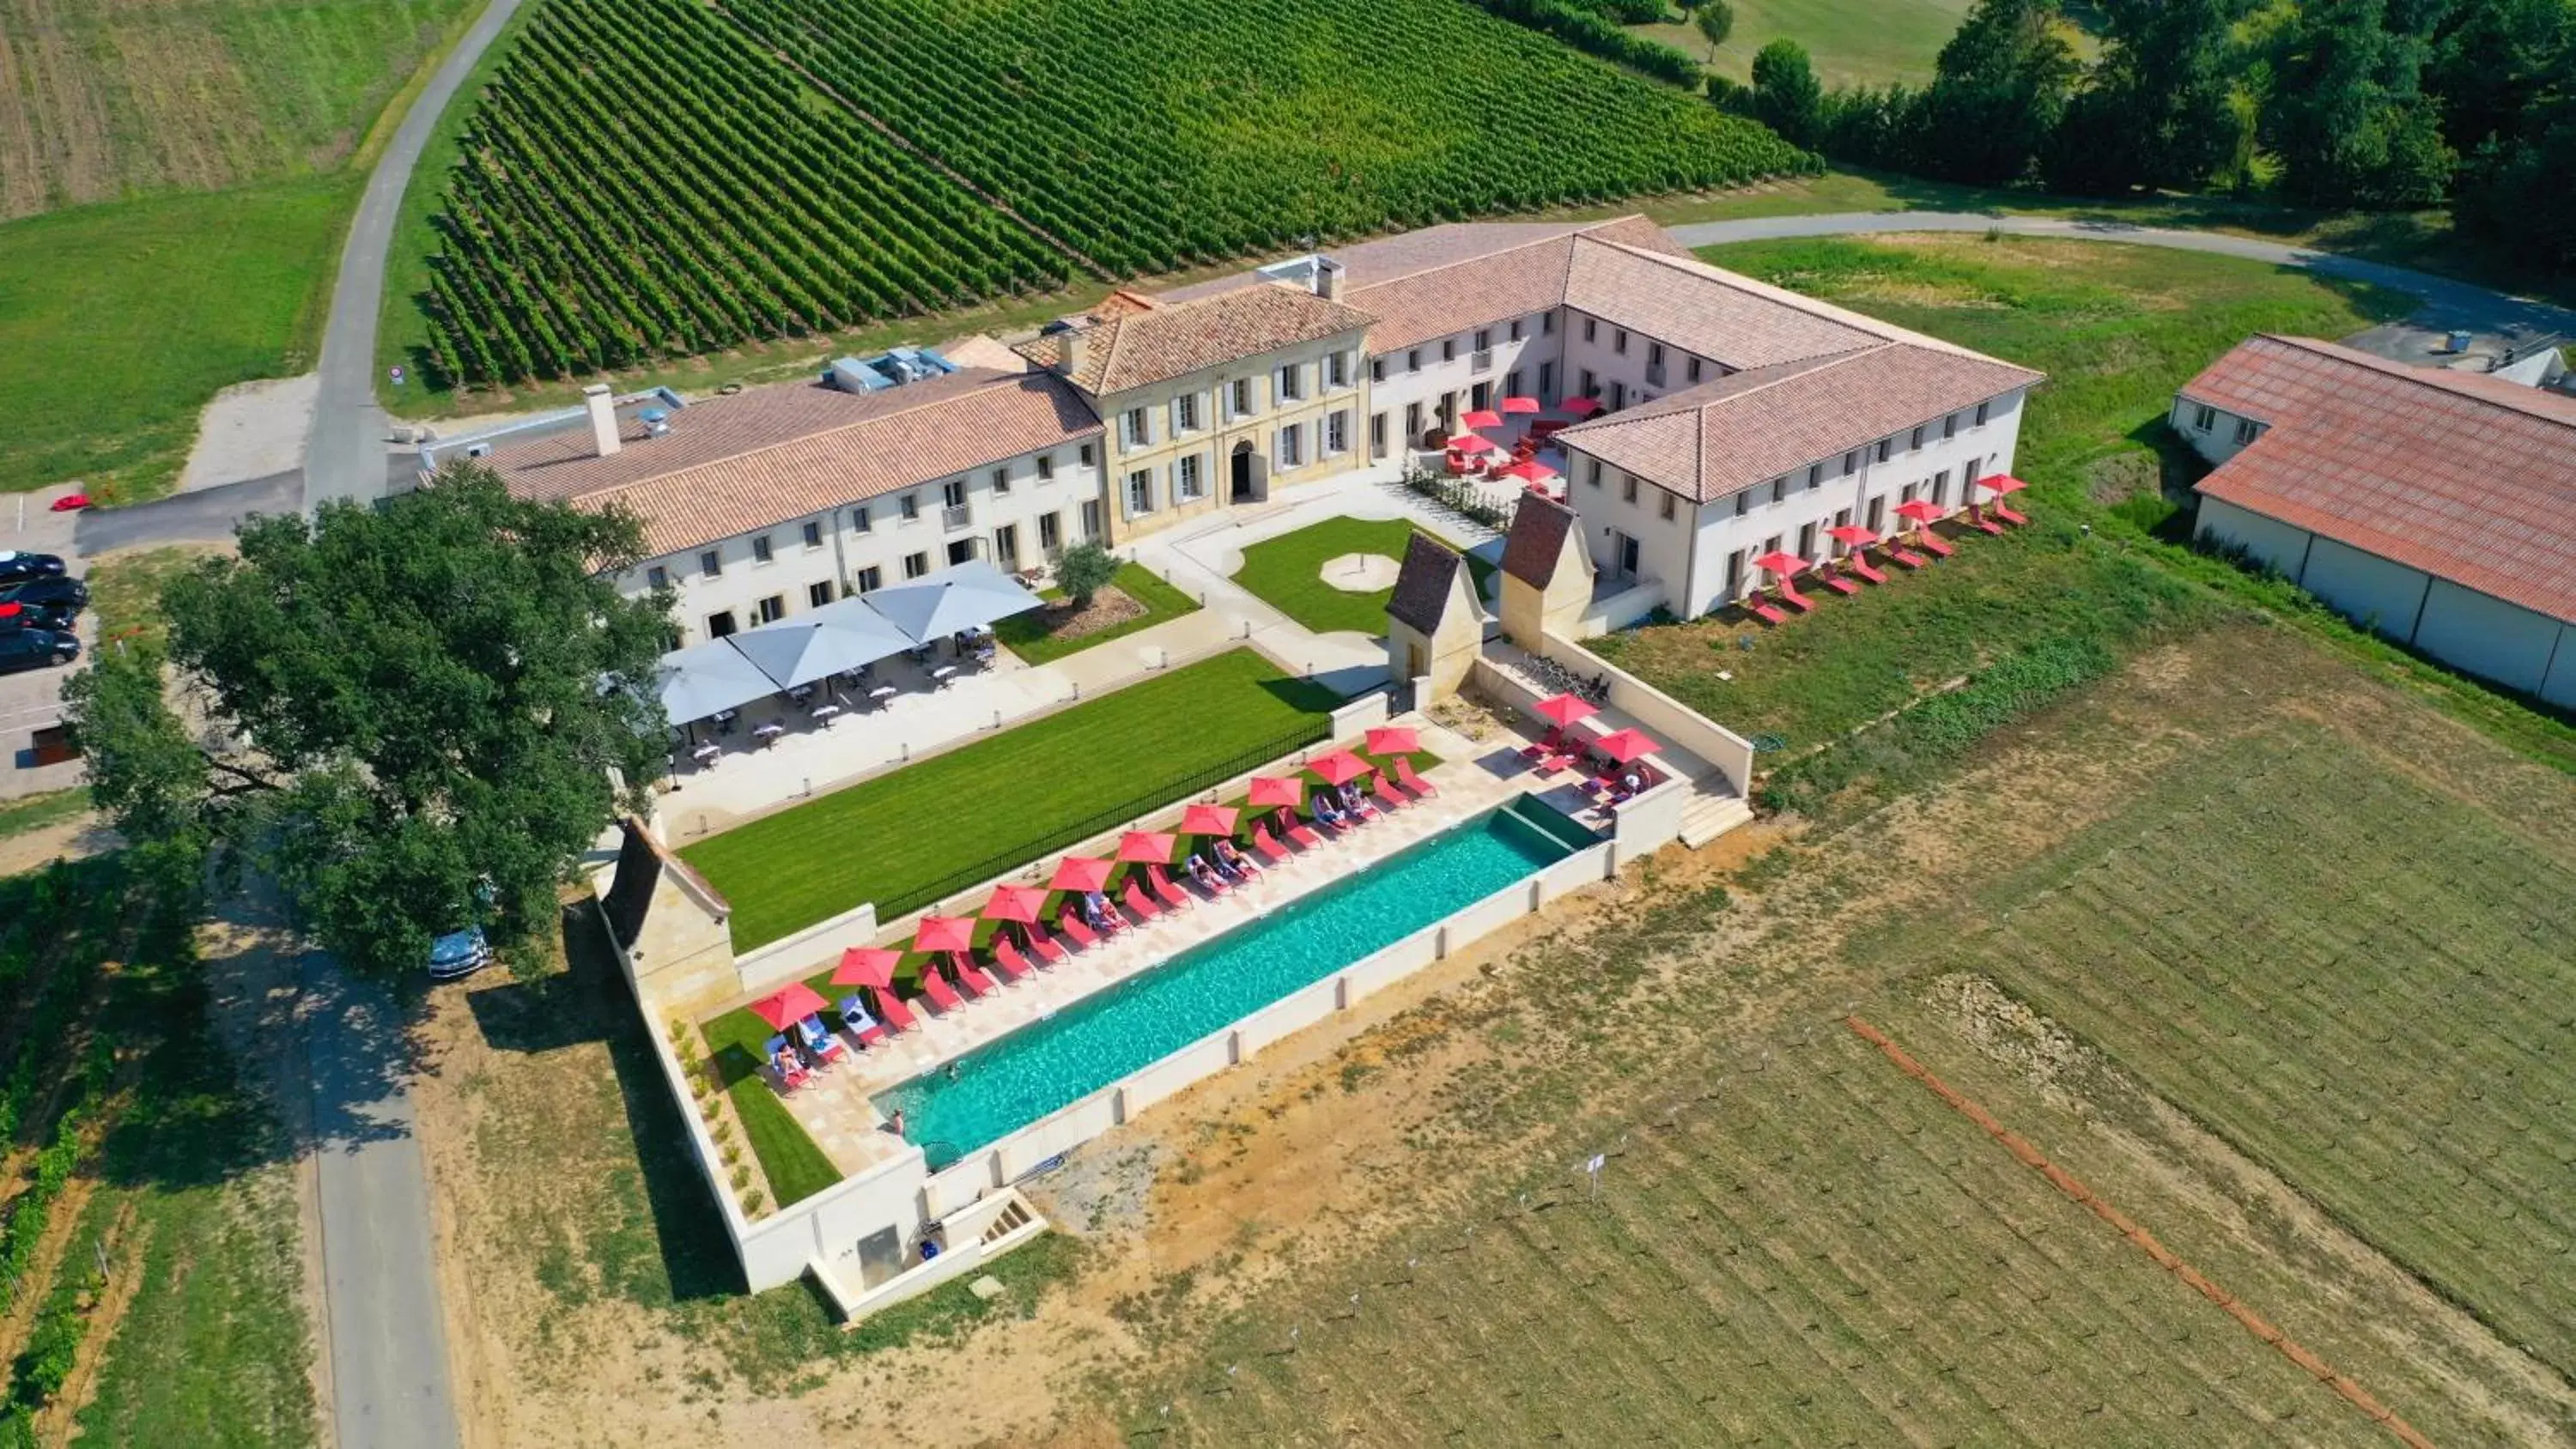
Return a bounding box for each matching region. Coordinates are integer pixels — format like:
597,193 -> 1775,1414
0,179 -> 353,499
682,647 -> 1339,950
1589,234 -> 2408,759
991,563 -> 1202,665
1630,0 -> 1981,88
0,790 -> 91,846
1234,518 -> 1497,637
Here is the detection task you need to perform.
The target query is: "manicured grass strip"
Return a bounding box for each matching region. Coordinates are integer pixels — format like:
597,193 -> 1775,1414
1233,518 -> 1497,637
0,789 -> 89,845
992,563 -> 1202,665
682,647 -> 1339,950
720,1072 -> 844,1208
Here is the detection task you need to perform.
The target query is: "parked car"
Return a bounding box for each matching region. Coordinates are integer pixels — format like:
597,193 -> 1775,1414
428,925 -> 494,981
0,577 -> 87,615
0,628 -> 78,674
0,551 -> 65,585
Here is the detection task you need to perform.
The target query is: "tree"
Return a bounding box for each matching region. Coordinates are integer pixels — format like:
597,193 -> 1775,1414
2263,0 -> 2457,207
1058,542 -> 1120,610
2047,0 -> 2246,195
1695,0 -> 1735,60
1916,0 -> 2082,184
1750,39 -> 1826,148
2454,33 -> 2576,264
63,463 -> 671,979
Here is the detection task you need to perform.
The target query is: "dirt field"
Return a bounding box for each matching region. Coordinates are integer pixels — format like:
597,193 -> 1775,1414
408,616 -> 2575,1446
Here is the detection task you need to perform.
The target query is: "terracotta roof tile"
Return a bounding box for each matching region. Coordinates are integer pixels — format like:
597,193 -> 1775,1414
2183,335 -> 2576,622
1388,532 -> 1469,635
488,369 -> 1101,558
1557,343 -> 2043,502
1502,494 -> 1579,588
1017,283 -> 1371,395
1564,240 -> 1891,369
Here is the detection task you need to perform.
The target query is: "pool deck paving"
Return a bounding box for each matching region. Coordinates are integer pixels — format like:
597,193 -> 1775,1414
766,716 -> 1556,1178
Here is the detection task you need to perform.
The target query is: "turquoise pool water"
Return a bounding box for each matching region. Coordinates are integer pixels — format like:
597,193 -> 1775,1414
879,803 -> 1581,1161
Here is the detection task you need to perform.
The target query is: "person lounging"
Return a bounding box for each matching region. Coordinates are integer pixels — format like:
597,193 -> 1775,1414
1312,792 -> 1347,830
1340,780 -> 1377,820
1186,854 -> 1225,892
1213,837 -> 1259,877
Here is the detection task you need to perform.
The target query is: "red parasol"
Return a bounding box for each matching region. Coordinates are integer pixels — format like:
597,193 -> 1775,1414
1497,458 -> 1558,482
1978,473 -> 2028,495
1751,550 -> 1807,581
1178,803 -> 1240,836
1499,395 -> 1543,415
1594,728 -> 1661,764
981,885 -> 1047,924
1893,500 -> 1944,524
1245,776 -> 1304,809
831,947 -> 901,989
1558,396 -> 1604,418
1307,749 -> 1374,786
1365,725 -> 1419,756
1459,408 -> 1504,429
1049,855 -> 1113,893
1116,830 -> 1177,864
1534,692 -> 1597,727
912,914 -> 975,954
1826,524 -> 1878,546
1445,433 -> 1501,454
750,981 -> 829,1031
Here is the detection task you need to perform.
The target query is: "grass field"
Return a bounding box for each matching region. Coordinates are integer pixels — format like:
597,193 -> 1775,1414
0,179 -> 352,498
991,563 -> 1202,665
1631,0 -> 1976,88
680,647 -> 1338,950
1234,518 -> 1498,637
1588,235 -> 2407,755
0,790 -> 88,846
1886,724 -> 2576,1382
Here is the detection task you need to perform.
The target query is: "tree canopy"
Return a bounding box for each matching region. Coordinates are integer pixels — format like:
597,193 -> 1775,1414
64,463 -> 672,979
1751,39 -> 1826,149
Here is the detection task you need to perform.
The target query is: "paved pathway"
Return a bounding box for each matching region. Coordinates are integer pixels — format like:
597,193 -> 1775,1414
304,0 -> 531,512
1664,211 -> 2576,336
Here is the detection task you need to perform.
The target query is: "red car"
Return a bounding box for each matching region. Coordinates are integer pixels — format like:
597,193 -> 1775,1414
48,494 -> 89,513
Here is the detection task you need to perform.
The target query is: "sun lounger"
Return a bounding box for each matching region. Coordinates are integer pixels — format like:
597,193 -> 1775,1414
990,937 -> 1036,982
1776,583 -> 1814,612
1885,546 -> 1927,570
951,952 -> 998,997
1192,866 -> 1231,897
1845,556 -> 1887,585
1967,508 -> 2005,536
1286,815 -> 1325,849
1121,879 -> 1163,922
1538,751 -> 1576,773
1996,500 -> 2028,525
1027,927 -> 1068,965
918,967 -> 963,1014
797,1015 -> 848,1067
763,1034 -> 811,1091
1057,909 -> 1099,950
1147,864 -> 1191,910
868,986 -> 917,1034
1916,530 -> 1955,558
1395,757 -> 1438,797
1748,598 -> 1788,625
1818,571 -> 1859,595
835,995 -> 890,1047
1371,775 -> 1409,811
1252,824 -> 1293,864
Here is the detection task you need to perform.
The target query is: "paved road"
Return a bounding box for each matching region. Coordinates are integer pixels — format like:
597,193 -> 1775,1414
1665,210 -> 2576,336
303,0 -> 531,512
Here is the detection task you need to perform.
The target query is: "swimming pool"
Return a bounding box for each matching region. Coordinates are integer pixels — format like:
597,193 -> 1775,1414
878,800 -> 1584,1161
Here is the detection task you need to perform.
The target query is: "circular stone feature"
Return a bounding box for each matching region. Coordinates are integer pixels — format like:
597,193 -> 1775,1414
1319,552 -> 1402,593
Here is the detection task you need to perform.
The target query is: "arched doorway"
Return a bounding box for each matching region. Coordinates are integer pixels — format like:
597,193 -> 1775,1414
1230,440 -> 1267,504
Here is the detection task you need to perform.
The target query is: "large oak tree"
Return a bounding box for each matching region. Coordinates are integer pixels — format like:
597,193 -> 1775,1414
65,463 -> 671,978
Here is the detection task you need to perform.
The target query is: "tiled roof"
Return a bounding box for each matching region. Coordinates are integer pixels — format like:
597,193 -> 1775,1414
1388,532 -> 1470,634
487,369 -> 1101,558
1016,283 -> 1372,395
1556,343 -> 2044,503
2182,335 -> 2576,623
1502,494 -> 1580,588
1563,240 -> 1889,370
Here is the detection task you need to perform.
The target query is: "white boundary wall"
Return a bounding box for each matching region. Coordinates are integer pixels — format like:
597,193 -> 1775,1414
1535,633 -> 1757,795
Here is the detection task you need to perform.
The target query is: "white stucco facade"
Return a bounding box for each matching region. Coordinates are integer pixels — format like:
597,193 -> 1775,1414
1365,308 -> 1562,457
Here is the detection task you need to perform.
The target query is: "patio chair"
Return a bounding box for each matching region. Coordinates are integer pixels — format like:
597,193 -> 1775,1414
1817,571 -> 1859,596
1394,757 -> 1439,798
1056,906 -> 1100,951
1121,879 -> 1164,922
835,995 -> 889,1048
1285,812 -> 1325,850
1252,823 -> 1293,864
1027,925 -> 1068,965
796,1014 -> 848,1068
990,937 -> 1036,982
917,967 -> 963,1014
866,985 -> 918,1034
950,951 -> 999,997
763,1035 -> 811,1092
1844,555 -> 1887,585
1147,864 -> 1191,911
1916,530 -> 1955,558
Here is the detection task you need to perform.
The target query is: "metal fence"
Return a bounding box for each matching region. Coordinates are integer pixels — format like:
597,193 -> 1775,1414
875,717 -> 1334,920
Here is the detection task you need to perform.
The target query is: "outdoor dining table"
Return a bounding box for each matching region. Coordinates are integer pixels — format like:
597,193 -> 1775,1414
690,743 -> 720,763
752,723 -> 786,745
810,703 -> 843,722
931,664 -> 958,688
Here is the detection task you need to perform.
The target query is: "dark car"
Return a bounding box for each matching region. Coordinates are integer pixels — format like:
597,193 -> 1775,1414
0,552 -> 65,586
0,577 -> 86,615
0,628 -> 78,674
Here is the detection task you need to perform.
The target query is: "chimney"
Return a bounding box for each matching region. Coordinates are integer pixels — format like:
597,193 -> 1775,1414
1056,325 -> 1088,380
1312,256 -> 1346,303
583,384 -> 623,458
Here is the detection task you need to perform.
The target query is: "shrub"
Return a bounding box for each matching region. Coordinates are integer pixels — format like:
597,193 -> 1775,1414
1058,543 -> 1119,609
